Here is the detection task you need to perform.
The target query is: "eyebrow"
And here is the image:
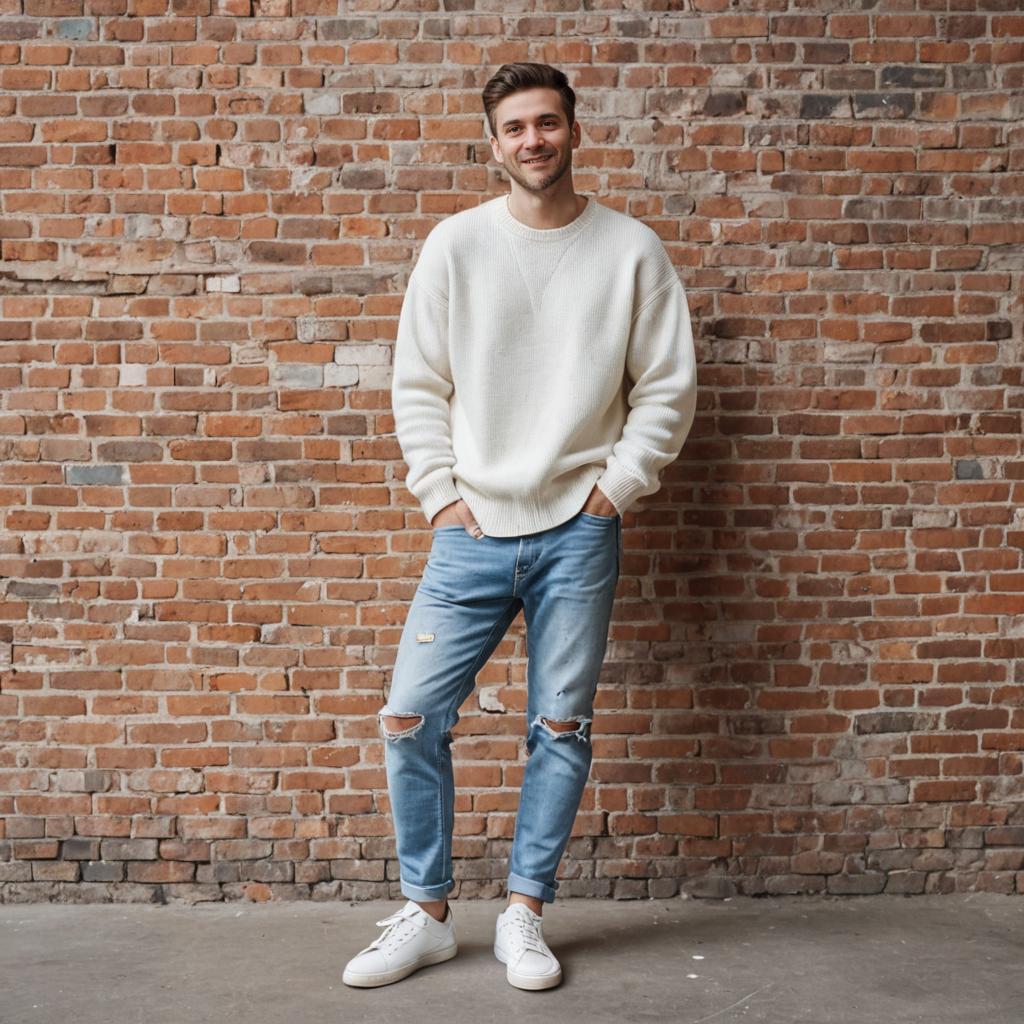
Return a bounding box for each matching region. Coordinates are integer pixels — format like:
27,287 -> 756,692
500,111 -> 563,129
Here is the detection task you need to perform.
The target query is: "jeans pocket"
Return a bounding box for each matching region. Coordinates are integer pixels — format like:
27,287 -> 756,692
579,511 -> 619,524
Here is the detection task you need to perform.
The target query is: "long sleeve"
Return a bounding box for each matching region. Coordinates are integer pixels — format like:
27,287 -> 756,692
385,195 -> 698,538
593,276 -> 698,515
391,272 -> 462,525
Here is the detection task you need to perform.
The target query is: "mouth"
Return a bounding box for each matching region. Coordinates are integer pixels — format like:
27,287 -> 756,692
521,154 -> 553,167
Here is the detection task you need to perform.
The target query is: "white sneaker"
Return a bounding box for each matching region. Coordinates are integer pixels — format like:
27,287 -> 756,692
494,903 -> 563,990
343,900 -> 457,988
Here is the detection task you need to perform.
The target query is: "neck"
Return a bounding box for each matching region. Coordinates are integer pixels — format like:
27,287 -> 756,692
506,188 -> 587,231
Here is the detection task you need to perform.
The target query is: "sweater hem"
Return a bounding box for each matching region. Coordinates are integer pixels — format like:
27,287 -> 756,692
454,470 -> 605,538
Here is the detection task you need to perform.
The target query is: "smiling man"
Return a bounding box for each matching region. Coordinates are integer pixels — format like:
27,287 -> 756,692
343,62 -> 698,992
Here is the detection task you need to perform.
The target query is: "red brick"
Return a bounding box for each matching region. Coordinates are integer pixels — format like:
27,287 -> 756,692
1,17 -> 1019,906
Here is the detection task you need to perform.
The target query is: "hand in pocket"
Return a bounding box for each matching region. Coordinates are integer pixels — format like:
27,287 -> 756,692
430,499 -> 484,538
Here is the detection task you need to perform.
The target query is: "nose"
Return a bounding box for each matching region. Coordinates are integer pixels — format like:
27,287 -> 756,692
523,128 -> 544,149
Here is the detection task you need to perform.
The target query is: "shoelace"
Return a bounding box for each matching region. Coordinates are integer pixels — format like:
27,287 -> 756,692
365,908 -> 424,955
500,909 -> 549,958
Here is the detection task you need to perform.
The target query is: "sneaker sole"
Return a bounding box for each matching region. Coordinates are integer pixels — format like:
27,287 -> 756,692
342,942 -> 458,988
493,943 -> 563,990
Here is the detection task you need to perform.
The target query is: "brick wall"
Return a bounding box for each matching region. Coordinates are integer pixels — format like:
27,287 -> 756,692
2,5 -> 1023,904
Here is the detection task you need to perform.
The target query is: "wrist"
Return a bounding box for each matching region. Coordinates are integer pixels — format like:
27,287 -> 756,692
583,486 -> 618,517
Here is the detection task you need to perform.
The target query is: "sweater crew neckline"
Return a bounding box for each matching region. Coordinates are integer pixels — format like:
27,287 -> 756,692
493,193 -> 598,242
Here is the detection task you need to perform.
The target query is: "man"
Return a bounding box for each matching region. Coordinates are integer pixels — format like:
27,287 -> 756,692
343,61 -> 697,991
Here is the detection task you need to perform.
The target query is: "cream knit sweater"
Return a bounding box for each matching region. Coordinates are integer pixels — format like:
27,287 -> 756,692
391,193 -> 698,538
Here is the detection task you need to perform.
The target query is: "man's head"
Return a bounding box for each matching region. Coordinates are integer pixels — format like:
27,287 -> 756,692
482,62 -> 580,196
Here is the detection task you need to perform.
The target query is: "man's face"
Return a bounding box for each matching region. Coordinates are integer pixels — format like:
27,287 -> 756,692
488,87 -> 580,194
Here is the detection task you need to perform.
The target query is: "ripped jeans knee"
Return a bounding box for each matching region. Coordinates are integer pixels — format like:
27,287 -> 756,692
533,714 -> 592,743
379,707 -> 425,741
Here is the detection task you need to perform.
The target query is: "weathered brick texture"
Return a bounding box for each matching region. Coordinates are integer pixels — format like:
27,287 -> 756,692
2,5 -> 1024,904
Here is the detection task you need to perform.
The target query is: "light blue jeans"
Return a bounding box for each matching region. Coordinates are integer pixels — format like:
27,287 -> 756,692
379,509 -> 622,905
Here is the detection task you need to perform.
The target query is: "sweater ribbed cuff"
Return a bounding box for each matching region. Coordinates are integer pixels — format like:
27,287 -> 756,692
410,470 -> 462,526
593,461 -> 650,516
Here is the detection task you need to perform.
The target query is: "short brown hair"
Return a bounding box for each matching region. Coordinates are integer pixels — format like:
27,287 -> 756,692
481,62 -> 576,139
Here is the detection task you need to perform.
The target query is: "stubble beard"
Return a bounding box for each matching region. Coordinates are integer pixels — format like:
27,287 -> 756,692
506,147 -> 572,194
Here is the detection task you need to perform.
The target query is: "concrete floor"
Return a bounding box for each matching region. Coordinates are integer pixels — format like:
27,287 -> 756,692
1,894 -> 1022,1024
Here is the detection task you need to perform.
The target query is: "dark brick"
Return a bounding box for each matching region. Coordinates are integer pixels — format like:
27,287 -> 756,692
800,93 -> 845,118
855,712 -> 936,735
683,874 -> 737,899
340,167 -> 387,190
82,860 -> 125,882
881,66 -> 946,88
319,19 -> 377,40
955,460 -> 983,480
853,93 -> 915,118
703,92 -> 746,117
61,838 -> 101,860
249,242 -> 306,265
100,839 -> 159,861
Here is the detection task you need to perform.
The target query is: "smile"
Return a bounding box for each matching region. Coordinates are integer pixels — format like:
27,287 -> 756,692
522,155 -> 552,166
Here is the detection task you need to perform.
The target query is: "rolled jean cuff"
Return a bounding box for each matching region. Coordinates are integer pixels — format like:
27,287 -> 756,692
508,872 -> 559,904
400,877 -> 454,902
